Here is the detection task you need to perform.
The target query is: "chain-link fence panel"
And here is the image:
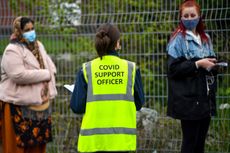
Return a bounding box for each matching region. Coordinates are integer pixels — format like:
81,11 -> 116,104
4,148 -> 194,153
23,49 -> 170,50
0,0 -> 229,153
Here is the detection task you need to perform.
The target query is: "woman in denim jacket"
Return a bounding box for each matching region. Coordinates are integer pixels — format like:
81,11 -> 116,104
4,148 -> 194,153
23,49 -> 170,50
167,0 -> 218,153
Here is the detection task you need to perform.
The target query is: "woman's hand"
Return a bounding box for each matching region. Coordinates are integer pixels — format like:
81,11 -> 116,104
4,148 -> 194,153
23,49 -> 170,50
195,58 -> 217,69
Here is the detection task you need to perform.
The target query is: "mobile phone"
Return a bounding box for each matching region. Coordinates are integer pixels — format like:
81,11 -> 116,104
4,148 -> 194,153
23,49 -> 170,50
215,62 -> 228,67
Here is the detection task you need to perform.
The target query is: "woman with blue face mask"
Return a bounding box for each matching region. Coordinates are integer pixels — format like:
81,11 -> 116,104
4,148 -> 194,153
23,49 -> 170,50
0,16 -> 57,153
167,0 -> 219,153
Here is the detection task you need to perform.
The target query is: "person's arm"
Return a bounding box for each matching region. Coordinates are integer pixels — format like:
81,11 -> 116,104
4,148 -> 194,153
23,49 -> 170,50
167,55 -> 198,79
70,68 -> 87,114
2,48 -> 50,84
167,35 -> 199,79
46,55 -> 57,74
39,41 -> 57,74
134,68 -> 145,111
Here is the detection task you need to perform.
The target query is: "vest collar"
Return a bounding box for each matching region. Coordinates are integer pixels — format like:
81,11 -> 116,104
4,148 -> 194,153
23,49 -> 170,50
107,50 -> 119,57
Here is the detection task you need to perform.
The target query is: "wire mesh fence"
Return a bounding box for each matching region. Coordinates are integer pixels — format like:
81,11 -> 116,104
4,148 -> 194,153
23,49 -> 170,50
0,0 -> 229,153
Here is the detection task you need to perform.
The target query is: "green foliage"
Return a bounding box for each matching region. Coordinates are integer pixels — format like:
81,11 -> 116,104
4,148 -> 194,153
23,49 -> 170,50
38,35 -> 95,54
0,38 -> 8,55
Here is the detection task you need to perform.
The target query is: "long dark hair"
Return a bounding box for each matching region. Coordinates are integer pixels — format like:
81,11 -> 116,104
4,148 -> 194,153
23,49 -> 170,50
95,23 -> 120,58
20,17 -> 34,30
170,0 -> 209,43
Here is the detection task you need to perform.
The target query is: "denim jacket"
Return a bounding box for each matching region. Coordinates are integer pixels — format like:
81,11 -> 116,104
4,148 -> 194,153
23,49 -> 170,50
166,31 -> 217,120
167,31 -> 215,59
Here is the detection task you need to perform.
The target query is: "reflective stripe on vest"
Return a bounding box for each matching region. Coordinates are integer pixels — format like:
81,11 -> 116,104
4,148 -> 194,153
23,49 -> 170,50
80,127 -> 136,136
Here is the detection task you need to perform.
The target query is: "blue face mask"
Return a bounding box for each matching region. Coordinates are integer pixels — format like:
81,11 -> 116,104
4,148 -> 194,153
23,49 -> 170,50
181,18 -> 200,30
22,30 -> 36,42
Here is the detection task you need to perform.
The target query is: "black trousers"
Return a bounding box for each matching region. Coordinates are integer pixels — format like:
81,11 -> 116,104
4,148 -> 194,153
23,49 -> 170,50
181,117 -> 211,153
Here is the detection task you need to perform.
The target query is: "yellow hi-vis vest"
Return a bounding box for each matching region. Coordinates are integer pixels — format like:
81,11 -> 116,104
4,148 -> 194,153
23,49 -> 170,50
78,55 -> 136,152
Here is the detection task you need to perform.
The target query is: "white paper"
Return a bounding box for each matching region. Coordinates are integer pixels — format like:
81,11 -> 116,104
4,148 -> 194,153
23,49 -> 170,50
64,84 -> 75,92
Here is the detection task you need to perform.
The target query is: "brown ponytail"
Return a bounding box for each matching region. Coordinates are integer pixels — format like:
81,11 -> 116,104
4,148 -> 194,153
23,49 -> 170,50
95,23 -> 120,58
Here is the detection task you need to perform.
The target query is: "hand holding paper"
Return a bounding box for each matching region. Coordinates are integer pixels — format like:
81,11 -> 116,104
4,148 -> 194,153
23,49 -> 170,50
64,84 -> 75,92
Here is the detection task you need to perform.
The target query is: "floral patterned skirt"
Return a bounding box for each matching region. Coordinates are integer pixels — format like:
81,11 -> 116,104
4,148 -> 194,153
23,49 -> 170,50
0,102 -> 47,153
10,104 -> 52,147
